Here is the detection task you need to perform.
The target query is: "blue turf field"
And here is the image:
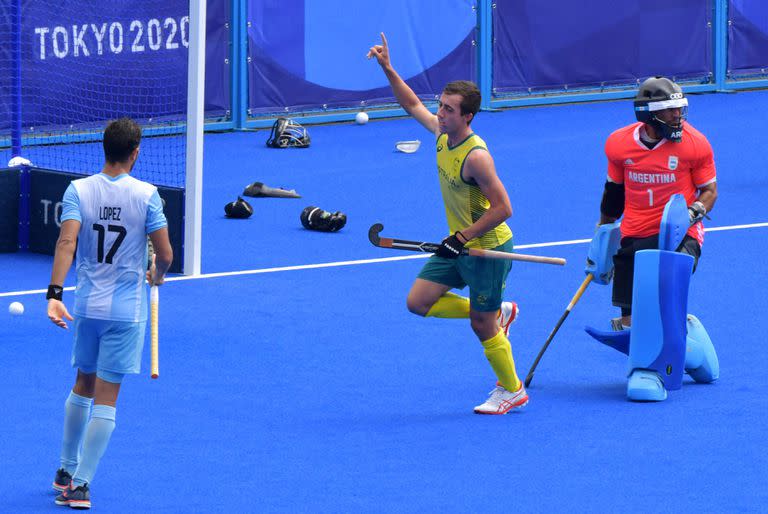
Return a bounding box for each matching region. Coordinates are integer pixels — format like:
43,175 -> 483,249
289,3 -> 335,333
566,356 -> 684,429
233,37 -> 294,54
1,90 -> 767,512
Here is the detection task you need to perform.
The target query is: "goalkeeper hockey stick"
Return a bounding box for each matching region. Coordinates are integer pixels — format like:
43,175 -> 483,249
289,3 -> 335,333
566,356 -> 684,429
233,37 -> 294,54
524,274 -> 593,388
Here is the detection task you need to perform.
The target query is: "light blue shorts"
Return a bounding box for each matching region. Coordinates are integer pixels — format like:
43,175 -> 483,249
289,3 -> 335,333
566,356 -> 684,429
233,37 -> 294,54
72,317 -> 146,381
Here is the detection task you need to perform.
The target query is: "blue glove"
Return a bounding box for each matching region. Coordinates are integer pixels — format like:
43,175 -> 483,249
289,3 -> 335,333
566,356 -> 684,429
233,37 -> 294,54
585,221 -> 622,285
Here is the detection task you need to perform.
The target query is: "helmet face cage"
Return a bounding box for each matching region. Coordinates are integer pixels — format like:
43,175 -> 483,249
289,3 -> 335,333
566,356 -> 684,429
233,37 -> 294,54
267,118 -> 310,148
633,77 -> 688,142
650,104 -> 688,142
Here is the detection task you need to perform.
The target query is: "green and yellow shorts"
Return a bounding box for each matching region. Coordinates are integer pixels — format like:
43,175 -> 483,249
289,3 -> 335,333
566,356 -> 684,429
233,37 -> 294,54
417,239 -> 514,312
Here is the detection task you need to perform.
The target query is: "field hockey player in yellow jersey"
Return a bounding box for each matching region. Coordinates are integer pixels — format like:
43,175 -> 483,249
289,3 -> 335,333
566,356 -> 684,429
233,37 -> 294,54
368,33 -> 527,414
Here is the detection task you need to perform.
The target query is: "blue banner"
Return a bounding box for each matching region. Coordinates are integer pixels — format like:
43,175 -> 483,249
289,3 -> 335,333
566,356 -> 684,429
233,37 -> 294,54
0,0 -> 230,132
248,0 -> 477,114
728,1 -> 768,77
493,0 -> 712,94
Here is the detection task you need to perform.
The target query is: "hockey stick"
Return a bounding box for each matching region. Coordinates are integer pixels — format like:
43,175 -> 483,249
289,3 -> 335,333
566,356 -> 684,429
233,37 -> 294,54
524,273 -> 593,387
147,238 -> 159,379
368,223 -> 566,265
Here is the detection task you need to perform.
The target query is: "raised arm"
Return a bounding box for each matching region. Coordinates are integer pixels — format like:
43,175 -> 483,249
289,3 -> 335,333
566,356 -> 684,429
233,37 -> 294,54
367,32 -> 439,136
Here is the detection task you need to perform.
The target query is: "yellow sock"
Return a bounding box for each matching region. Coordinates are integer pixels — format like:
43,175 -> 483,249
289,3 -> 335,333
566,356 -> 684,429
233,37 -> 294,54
481,330 -> 521,392
425,292 -> 470,318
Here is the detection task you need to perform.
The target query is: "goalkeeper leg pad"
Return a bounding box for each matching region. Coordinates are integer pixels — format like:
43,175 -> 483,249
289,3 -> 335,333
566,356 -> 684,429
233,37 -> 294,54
685,314 -> 719,383
627,250 -> 694,396
587,315 -> 719,385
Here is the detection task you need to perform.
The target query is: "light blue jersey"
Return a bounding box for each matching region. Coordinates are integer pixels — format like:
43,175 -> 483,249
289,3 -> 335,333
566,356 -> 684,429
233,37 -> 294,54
60,173 -> 167,322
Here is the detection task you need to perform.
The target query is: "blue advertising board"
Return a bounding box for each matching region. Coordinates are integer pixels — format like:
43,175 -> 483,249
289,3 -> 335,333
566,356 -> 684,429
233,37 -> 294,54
247,0 -> 477,113
492,0 -> 712,94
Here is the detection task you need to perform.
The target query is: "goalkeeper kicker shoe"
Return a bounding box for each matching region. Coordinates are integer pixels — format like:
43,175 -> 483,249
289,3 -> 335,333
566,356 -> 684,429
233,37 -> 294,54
474,382 -> 529,415
55,482 -> 91,509
497,301 -> 519,337
52,468 -> 72,492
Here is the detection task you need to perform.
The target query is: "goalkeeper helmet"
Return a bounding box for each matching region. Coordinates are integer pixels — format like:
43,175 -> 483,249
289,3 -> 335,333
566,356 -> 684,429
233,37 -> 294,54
266,118 -> 311,148
634,76 -> 688,143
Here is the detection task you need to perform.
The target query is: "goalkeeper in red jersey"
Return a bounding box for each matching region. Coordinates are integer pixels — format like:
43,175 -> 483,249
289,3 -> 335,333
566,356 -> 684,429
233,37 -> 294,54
586,77 -> 721,401
597,76 -> 718,329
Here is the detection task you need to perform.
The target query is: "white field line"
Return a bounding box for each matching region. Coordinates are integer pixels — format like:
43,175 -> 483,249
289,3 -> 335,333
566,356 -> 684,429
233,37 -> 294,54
2,221 -> 766,298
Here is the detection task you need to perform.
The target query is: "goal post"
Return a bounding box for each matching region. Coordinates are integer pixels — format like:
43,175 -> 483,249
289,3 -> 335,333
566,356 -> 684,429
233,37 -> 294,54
184,0 -> 205,276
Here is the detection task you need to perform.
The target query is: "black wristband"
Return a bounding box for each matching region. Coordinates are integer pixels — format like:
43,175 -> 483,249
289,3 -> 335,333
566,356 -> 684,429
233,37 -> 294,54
46,284 -> 64,301
455,231 -> 468,244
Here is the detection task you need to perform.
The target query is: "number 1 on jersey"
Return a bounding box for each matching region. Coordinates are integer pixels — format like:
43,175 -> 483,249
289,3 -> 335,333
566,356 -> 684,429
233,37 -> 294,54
646,188 -> 654,206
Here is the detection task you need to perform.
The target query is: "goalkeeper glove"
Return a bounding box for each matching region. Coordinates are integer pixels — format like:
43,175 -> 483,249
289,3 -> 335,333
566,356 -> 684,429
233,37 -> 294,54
688,201 -> 707,225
